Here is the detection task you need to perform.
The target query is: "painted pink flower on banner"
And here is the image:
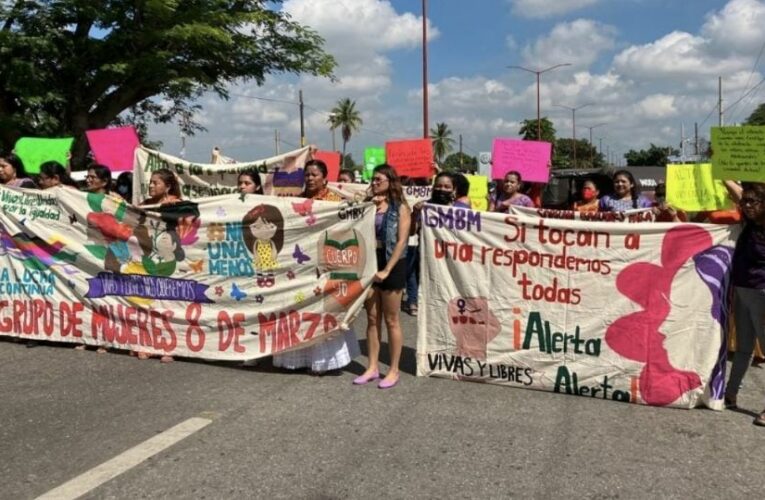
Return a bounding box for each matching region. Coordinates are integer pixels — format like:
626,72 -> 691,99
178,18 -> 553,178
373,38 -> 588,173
448,297 -> 501,361
606,226 -> 712,406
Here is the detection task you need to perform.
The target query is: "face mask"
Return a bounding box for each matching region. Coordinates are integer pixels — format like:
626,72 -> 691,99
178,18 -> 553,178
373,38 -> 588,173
430,189 -> 453,205
581,187 -> 596,201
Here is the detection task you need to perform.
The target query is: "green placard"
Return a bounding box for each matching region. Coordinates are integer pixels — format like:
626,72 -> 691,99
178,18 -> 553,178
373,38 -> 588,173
14,137 -> 74,174
711,126 -> 765,181
666,163 -> 734,211
363,147 -> 385,182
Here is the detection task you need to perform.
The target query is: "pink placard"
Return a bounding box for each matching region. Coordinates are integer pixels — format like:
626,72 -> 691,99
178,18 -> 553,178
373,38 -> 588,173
491,138 -> 552,183
312,150 -> 341,182
385,139 -> 433,178
85,126 -> 140,172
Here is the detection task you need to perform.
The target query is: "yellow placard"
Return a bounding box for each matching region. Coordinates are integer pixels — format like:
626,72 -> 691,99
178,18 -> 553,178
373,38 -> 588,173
711,126 -> 765,181
666,163 -> 734,211
465,174 -> 488,211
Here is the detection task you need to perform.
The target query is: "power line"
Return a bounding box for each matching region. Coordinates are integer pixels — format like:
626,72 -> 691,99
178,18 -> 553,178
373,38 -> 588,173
728,39 -> 765,122
228,92 -> 298,106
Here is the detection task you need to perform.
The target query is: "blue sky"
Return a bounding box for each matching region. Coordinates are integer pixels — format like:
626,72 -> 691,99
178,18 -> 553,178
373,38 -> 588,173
149,0 -> 765,165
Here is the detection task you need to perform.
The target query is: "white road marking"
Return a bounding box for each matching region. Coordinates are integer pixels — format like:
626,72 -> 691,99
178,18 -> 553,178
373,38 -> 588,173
36,416 -> 212,500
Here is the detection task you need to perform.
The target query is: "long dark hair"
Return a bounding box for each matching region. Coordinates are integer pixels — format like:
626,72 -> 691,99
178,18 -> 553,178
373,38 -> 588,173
2,154 -> 28,179
87,164 -> 112,193
40,161 -> 77,187
238,168 -> 264,195
369,163 -> 407,207
613,169 -> 640,209
741,183 -> 765,223
150,168 -> 182,198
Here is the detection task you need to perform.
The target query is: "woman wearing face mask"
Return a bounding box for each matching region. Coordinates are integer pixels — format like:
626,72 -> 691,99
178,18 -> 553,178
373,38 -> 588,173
599,170 -> 652,212
272,159 -> 359,374
490,171 -> 533,213
114,172 -> 133,202
573,179 -> 600,212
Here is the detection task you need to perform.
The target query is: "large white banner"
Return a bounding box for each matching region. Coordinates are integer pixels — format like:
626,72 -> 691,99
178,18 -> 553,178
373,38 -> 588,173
417,205 -> 737,409
0,185 -> 375,360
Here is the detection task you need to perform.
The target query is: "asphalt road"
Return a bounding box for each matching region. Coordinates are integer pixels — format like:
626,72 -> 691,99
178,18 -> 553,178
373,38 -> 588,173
2,312 -> 764,500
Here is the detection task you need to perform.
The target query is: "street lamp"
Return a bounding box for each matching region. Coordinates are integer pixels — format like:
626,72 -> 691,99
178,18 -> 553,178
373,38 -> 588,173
508,63 -> 571,140
583,123 -> 607,167
554,102 -> 592,168
328,113 -> 337,152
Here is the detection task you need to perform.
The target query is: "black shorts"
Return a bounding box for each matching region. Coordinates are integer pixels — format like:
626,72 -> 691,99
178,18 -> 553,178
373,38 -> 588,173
374,248 -> 407,291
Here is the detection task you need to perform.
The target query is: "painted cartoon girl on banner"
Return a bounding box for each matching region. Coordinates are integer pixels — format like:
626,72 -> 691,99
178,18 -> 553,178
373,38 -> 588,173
242,204 -> 284,276
317,228 -> 366,312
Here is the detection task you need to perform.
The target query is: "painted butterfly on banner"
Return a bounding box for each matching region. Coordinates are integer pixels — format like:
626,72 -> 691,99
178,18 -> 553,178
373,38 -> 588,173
231,283 -> 247,301
293,244 -> 310,264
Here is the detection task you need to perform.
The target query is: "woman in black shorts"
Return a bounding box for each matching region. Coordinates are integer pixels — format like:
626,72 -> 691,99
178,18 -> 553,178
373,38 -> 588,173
353,164 -> 411,389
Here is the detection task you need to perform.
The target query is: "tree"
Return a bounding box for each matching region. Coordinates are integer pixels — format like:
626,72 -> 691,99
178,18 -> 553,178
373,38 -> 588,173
0,1 -> 336,164
624,144 -> 679,166
430,122 -> 455,163
442,152 -> 477,173
518,117 -> 556,144
745,103 -> 765,125
553,139 -> 604,169
328,98 -> 362,157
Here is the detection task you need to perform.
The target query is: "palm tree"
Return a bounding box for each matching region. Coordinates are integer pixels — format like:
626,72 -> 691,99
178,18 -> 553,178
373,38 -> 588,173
430,122 -> 455,163
328,98 -> 363,157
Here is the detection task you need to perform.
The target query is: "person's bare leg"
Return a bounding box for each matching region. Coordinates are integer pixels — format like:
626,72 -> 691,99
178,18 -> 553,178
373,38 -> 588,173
361,289 -> 383,377
380,289 -> 404,383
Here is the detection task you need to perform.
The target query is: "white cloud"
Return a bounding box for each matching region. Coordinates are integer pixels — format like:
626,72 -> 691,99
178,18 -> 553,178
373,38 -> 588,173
522,19 -> 617,69
509,0 -> 600,19
635,94 -> 678,119
702,0 -> 765,55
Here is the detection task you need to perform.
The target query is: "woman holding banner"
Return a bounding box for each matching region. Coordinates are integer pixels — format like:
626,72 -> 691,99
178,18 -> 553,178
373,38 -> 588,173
84,164 -> 112,194
490,171 -> 533,213
725,182 -> 765,425
237,169 -> 264,195
573,179 -> 600,213
0,154 -> 37,189
354,164 -> 411,389
599,170 -> 651,212
141,168 -> 182,205
272,159 -> 360,374
38,162 -> 78,189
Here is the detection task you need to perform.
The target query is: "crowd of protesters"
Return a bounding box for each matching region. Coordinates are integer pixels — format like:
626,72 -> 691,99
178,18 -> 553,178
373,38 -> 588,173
1,151 -> 764,425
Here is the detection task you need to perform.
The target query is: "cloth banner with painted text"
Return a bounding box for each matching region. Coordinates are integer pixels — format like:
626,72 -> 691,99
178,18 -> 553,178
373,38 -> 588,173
133,146 -> 312,203
416,205 -> 738,410
0,185 -> 375,360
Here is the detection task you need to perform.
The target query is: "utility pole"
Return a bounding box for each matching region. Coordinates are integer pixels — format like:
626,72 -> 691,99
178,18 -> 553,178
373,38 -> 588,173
179,133 -> 186,159
422,0 -> 429,138
508,63 -> 571,140
598,137 -> 603,156
274,130 -> 280,155
299,89 -> 305,147
584,123 -> 606,167
555,103 -> 592,168
718,76 -> 724,126
694,122 -> 699,156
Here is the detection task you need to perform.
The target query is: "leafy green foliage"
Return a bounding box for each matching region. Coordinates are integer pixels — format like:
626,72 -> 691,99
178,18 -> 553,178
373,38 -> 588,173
745,103 -> 765,126
624,143 -> 678,166
328,98 -> 362,157
0,0 -> 336,163
442,152 -> 477,173
430,122 -> 454,163
518,117 -> 556,144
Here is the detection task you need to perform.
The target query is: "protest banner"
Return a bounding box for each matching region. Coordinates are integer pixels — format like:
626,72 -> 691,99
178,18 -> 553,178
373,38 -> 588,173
491,138 -> 552,182
711,126 -> 765,181
86,126 -> 140,172
510,205 -> 656,223
13,137 -> 74,175
328,182 -> 431,207
385,139 -> 433,178
666,163 -> 734,211
417,207 -> 736,409
133,146 -> 312,204
465,175 -> 488,211
363,147 -> 385,182
0,185 -> 376,360
311,150 -> 341,182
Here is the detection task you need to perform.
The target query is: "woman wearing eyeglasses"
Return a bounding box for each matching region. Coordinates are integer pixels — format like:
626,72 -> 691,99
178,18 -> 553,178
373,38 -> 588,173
354,164 -> 411,389
725,181 -> 765,426
84,164 -> 112,194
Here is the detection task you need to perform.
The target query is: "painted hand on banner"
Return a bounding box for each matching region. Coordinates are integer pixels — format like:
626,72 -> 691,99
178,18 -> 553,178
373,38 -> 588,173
448,297 -> 501,361
606,226 -> 713,406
